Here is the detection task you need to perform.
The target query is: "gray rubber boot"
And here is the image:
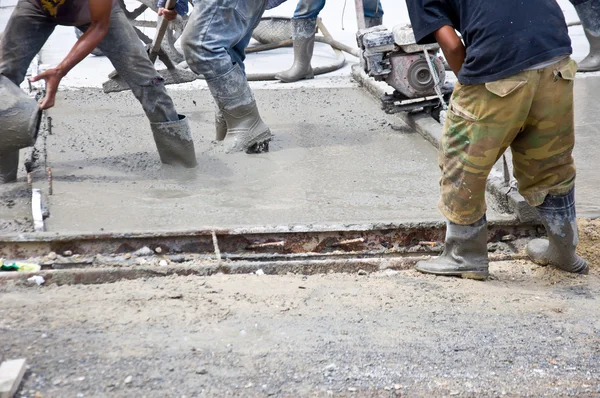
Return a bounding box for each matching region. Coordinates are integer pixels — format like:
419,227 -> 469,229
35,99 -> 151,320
215,108 -> 227,142
573,0 -> 600,72
207,64 -> 273,154
526,188 -> 589,274
364,17 -> 383,28
415,216 -> 490,280
150,114 -> 198,168
275,18 -> 316,83
0,150 -> 19,184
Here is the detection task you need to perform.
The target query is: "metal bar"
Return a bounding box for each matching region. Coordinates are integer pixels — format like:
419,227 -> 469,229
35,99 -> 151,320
32,189 -> 45,232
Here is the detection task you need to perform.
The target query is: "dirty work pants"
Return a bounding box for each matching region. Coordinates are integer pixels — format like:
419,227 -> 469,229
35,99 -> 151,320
181,0 -> 268,80
293,0 -> 383,19
0,0 -> 178,124
569,0 -> 600,33
440,58 -> 578,225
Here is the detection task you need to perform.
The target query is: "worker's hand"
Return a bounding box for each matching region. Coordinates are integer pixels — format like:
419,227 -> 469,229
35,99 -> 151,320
30,68 -> 64,110
158,7 -> 177,21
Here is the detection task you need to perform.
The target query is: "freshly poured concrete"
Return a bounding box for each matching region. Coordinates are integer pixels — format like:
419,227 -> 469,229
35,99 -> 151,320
35,87 -> 481,234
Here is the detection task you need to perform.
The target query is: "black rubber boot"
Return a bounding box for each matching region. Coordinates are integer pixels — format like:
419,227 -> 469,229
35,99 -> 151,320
0,150 -> 19,184
572,0 -> 600,72
526,188 -> 589,274
275,18 -> 316,83
207,64 -> 273,154
415,216 -> 489,280
150,115 -> 198,168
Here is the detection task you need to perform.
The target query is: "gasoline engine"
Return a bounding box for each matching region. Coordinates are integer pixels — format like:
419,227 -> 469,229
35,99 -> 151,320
357,24 -> 453,118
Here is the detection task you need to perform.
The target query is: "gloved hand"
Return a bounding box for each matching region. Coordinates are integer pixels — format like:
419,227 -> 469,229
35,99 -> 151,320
156,0 -> 188,21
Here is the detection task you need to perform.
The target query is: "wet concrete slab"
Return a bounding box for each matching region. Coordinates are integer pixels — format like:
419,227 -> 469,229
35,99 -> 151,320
8,86 -> 510,234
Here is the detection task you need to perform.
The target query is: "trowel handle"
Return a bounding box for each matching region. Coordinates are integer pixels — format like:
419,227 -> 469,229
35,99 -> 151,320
149,0 -> 177,63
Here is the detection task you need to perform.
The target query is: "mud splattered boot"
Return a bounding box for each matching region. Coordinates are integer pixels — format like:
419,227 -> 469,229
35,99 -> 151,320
415,216 -> 489,280
215,108 -> 227,142
0,150 -> 19,184
364,17 -> 383,28
150,115 -> 198,168
275,18 -> 316,83
526,188 -> 588,274
207,64 -> 273,153
573,0 -> 600,72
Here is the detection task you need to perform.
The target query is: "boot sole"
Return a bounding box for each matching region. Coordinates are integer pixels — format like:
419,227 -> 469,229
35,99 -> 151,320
245,130 -> 273,154
415,267 -> 489,281
276,72 -> 315,84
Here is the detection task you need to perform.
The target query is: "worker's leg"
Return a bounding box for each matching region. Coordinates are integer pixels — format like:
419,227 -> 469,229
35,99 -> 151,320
569,0 -> 600,72
0,0 -> 55,183
416,74 -> 536,279
363,0 -> 383,26
511,58 -> 588,274
181,0 -> 272,153
84,5 -> 197,168
292,0 -> 326,19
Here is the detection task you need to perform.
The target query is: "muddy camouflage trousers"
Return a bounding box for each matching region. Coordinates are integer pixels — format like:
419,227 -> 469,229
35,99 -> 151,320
440,57 -> 578,225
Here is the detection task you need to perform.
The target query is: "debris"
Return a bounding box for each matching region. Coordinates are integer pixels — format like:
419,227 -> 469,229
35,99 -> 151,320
124,375 -> 132,385
255,269 -> 265,276
47,252 -> 57,260
357,269 -> 368,276
27,276 -> 45,286
245,382 -> 253,388
155,247 -> 163,254
501,234 -> 516,242
394,384 -> 402,390
168,294 -> 183,299
63,250 -> 73,257
124,253 -> 132,260
324,363 -> 337,372
195,368 -> 208,375
134,247 -> 153,256
159,260 -> 168,266
348,387 -> 357,392
0,358 -> 27,398
135,258 -> 147,265
52,379 -> 61,386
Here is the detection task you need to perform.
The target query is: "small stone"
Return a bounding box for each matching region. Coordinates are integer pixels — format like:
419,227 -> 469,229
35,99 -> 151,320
124,375 -> 133,384
47,252 -> 57,260
52,379 -> 61,386
76,377 -> 85,381
77,394 -> 84,398
136,258 -> 147,265
324,363 -> 337,372
394,384 -> 402,390
449,391 -> 460,396
384,387 -> 391,391
63,250 -> 73,257
357,269 -> 368,276
195,368 -> 208,375
255,269 -> 265,276
245,382 -> 253,388
159,260 -> 168,266
501,234 -> 516,242
348,387 -> 357,392
134,246 -> 153,256
124,253 -> 132,260
155,247 -> 163,254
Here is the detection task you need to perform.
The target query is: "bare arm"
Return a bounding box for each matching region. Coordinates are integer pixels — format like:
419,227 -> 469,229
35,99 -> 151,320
31,0 -> 113,109
433,25 -> 466,76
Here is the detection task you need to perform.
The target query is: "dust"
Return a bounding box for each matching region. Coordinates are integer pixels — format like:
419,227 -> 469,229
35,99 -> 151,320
578,218 -> 600,268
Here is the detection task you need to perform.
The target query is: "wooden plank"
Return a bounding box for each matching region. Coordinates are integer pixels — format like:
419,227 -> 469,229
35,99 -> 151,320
0,358 -> 27,398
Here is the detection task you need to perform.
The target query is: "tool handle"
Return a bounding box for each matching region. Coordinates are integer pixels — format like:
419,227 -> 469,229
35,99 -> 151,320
149,0 -> 177,63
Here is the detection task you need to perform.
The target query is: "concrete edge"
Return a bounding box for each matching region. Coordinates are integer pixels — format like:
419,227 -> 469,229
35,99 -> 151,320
350,65 -> 539,224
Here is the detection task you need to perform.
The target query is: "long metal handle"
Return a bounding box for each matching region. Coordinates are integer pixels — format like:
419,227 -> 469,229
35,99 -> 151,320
149,0 -> 177,63
355,0 -> 366,30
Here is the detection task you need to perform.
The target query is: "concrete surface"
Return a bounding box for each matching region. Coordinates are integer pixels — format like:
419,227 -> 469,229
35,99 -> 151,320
31,87 -> 514,234
2,261 -> 600,397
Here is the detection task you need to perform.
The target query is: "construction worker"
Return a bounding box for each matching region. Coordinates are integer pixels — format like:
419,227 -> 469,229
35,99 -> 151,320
275,0 -> 384,83
406,0 -> 588,279
176,0 -> 273,153
570,0 -> 600,72
0,0 -> 197,184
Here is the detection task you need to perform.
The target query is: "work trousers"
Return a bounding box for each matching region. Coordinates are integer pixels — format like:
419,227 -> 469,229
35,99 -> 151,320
440,58 -> 578,225
0,0 -> 178,123
181,0 -> 268,80
293,0 -> 383,19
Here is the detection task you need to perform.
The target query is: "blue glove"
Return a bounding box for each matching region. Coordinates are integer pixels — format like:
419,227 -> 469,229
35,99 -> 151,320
156,0 -> 188,16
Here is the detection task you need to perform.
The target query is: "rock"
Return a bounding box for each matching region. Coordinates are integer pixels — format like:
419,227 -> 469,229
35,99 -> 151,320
63,250 -> 73,257
348,387 -> 357,392
52,379 -> 61,386
195,368 -> 208,375
47,252 -> 57,260
135,258 -> 147,265
394,384 -> 402,390
502,234 -> 516,242
324,363 -> 337,372
159,260 -> 168,266
124,375 -> 132,384
124,253 -> 132,260
357,269 -> 368,276
155,247 -> 163,254
134,246 -> 153,256
255,269 -> 265,276
27,275 -> 45,286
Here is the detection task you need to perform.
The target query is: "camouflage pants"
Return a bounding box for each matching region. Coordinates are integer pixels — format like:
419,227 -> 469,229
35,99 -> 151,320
439,57 -> 578,225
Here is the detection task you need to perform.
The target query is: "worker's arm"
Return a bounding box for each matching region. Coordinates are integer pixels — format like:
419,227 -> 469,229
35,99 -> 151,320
433,25 -> 466,76
30,0 -> 113,109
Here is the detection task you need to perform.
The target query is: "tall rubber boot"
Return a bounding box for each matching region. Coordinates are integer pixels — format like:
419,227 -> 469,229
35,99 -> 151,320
415,216 -> 490,280
215,108 -> 227,141
207,64 -> 273,153
526,188 -> 589,274
364,17 -> 382,28
150,114 -> 198,168
0,150 -> 19,184
572,0 -> 600,72
275,18 -> 316,83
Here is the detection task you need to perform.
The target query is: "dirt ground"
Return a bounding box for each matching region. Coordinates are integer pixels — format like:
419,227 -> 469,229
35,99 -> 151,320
578,218 -> 600,268
2,239 -> 600,398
